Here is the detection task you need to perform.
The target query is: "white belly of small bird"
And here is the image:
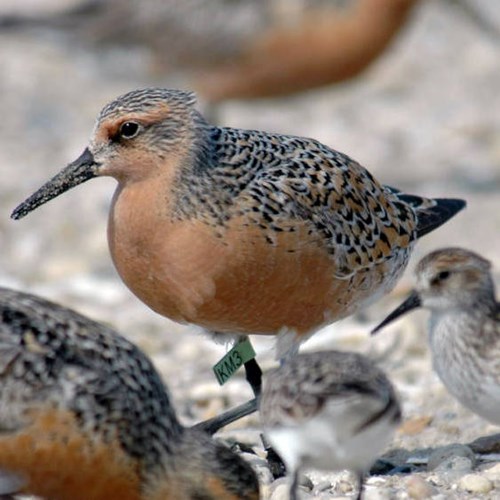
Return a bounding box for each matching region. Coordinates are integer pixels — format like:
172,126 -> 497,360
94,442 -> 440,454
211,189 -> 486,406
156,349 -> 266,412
431,313 -> 500,425
266,396 -> 398,474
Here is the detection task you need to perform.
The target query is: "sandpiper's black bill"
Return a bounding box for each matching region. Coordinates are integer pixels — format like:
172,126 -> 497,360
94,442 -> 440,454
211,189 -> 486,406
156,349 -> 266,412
371,290 -> 421,335
11,148 -> 98,220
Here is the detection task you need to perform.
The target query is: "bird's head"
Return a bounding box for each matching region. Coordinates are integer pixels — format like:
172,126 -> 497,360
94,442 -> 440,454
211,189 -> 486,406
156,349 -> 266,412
372,247 -> 495,334
11,88 -> 200,220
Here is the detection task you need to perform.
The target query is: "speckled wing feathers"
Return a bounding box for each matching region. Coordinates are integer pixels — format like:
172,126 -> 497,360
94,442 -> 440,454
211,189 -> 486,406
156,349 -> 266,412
0,287 -> 261,499
261,351 -> 399,427
179,126 -> 419,277
225,129 -> 418,271
0,287 -> 181,472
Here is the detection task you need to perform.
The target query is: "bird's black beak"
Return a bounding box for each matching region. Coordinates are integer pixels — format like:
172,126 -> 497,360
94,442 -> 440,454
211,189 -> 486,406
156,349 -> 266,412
11,148 -> 98,220
371,290 -> 421,335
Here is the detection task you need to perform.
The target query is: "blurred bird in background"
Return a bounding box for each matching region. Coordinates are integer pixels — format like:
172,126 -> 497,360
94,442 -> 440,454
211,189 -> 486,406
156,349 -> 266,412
1,0 -> 497,106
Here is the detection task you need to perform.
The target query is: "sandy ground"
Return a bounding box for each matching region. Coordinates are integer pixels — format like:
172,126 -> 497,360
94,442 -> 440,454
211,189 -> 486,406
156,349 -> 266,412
1,0 -> 500,498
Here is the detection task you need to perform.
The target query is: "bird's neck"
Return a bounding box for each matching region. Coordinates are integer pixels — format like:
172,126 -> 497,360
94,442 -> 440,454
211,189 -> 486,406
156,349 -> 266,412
429,298 -> 498,351
169,122 -> 236,224
189,111 -> 217,173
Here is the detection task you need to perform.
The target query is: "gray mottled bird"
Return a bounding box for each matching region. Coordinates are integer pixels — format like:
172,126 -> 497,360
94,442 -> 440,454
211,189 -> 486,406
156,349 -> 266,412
0,287 -> 259,500
260,350 -> 401,500
373,247 -> 500,426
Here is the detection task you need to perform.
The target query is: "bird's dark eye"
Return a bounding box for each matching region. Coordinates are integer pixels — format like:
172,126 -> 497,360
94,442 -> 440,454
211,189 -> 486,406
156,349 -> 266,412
431,270 -> 450,285
119,121 -> 140,139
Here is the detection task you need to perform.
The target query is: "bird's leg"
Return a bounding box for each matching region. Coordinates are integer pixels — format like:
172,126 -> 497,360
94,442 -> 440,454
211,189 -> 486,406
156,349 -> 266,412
290,468 -> 300,500
212,334 -> 262,397
355,470 -> 365,500
194,336 -> 262,434
244,357 -> 262,397
191,398 -> 258,435
245,345 -> 285,479
261,433 -> 286,478
235,335 -> 262,397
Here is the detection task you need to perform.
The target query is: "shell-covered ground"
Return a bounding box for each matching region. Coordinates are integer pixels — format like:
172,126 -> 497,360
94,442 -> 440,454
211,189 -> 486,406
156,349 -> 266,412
1,1 -> 500,498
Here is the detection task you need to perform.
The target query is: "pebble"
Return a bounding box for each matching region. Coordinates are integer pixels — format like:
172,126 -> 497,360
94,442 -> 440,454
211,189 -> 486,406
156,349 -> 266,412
299,474 -> 314,491
363,487 -> 392,500
188,382 -> 225,401
270,483 -> 291,500
336,480 -> 354,495
270,482 -> 314,500
468,433 -> 500,454
406,475 -> 439,499
316,494 -> 347,500
427,444 -> 476,473
239,452 -> 274,486
434,456 -> 474,477
458,474 -> 493,494
427,474 -> 446,487
365,477 -> 386,486
398,415 -> 433,435
484,462 -> 500,480
314,480 -> 332,493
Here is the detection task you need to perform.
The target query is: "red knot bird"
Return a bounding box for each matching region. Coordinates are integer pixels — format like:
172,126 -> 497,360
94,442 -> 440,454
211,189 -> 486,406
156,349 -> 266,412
260,350 -> 401,500
372,247 -> 500,426
11,88 -> 465,428
0,287 -> 260,500
7,0 -> 496,103
0,0 -> 419,101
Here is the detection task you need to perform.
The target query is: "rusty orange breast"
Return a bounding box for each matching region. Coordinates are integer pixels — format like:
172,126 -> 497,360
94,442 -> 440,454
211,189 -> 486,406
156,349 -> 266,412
108,182 -> 366,336
0,408 -> 141,500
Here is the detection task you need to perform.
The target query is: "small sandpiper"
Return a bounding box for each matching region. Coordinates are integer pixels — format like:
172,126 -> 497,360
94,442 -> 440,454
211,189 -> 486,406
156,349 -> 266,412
373,247 -> 500,425
260,350 -> 401,499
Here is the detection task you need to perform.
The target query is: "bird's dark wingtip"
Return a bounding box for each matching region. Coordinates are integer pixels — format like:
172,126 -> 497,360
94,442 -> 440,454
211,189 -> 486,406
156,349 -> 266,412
415,197 -> 467,239
436,198 -> 467,212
